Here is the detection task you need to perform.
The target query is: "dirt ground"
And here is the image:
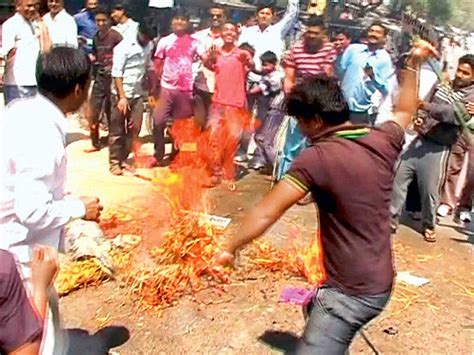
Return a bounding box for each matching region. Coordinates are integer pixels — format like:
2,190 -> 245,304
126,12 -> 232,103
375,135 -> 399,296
58,118 -> 473,354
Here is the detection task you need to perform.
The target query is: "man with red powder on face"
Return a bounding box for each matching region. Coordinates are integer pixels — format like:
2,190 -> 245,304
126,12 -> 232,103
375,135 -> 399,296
202,20 -> 254,186
149,8 -> 202,167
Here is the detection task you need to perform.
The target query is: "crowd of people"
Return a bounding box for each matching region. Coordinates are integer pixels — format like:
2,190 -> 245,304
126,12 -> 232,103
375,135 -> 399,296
0,0 -> 473,353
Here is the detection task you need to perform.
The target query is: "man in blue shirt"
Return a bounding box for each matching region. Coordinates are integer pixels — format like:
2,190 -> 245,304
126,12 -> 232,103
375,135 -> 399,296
337,22 -> 393,125
74,0 -> 98,55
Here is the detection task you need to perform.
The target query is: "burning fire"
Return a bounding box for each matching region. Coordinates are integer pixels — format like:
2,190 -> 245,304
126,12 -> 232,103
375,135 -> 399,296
57,116 -> 325,308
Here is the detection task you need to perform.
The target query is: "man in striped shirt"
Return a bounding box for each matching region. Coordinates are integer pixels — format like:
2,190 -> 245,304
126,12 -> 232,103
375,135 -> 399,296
283,16 -> 337,93
275,16 -> 337,190
390,54 -> 474,242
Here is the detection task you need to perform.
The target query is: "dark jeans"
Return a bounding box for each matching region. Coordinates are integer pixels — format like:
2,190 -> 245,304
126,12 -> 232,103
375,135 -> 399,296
89,74 -> 112,147
299,285 -> 390,354
4,85 -> 37,105
193,87 -> 213,130
153,88 -> 193,162
109,96 -> 143,167
253,109 -> 284,166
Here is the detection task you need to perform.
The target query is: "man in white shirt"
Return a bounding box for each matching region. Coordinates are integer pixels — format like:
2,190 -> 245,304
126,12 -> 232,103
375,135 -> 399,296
109,23 -> 154,175
1,47 -> 102,354
43,0 -> 78,48
1,0 -> 40,105
239,0 -> 300,75
110,3 -> 139,42
236,0 -> 299,162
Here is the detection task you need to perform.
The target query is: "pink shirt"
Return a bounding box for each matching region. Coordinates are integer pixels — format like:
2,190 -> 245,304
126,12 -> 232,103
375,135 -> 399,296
213,47 -> 251,108
154,33 -> 200,92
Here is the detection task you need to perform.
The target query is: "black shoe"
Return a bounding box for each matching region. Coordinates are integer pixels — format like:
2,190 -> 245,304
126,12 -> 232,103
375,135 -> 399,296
110,165 -> 123,176
67,326 -> 130,355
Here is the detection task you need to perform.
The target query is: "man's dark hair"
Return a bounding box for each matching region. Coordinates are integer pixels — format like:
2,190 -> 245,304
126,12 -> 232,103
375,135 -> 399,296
256,0 -> 275,14
369,21 -> 388,36
222,19 -> 238,29
111,2 -> 129,16
94,6 -> 109,17
37,47 -> 91,99
458,54 -> 474,72
335,29 -> 351,39
306,16 -> 325,29
138,21 -> 155,39
286,75 -> 349,126
173,7 -> 190,21
239,42 -> 255,57
260,51 -> 277,65
210,3 -> 226,13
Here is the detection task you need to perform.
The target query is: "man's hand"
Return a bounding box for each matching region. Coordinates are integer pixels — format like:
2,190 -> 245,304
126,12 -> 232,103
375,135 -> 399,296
239,51 -> 250,64
466,102 -> 474,115
117,97 -> 130,115
364,64 -> 374,79
79,196 -> 103,222
148,95 -> 157,109
214,250 -> 236,268
284,80 -> 294,96
417,99 -> 425,110
408,39 -> 439,67
208,44 -> 219,61
31,245 -> 59,292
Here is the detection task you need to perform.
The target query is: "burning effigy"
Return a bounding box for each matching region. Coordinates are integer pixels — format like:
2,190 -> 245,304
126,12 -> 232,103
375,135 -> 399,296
56,116 -> 326,310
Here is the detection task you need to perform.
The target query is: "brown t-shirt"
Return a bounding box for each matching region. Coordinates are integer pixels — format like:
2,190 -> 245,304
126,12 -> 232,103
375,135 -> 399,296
93,28 -> 123,71
285,121 -> 405,295
0,250 -> 43,353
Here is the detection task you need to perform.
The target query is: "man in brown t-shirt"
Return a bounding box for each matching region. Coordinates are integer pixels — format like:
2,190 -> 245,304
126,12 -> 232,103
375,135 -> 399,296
86,7 -> 123,152
215,42 -> 436,353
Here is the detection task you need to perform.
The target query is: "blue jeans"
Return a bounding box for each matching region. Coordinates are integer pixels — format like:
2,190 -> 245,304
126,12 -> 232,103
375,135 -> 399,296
298,285 -> 390,354
3,85 -> 37,105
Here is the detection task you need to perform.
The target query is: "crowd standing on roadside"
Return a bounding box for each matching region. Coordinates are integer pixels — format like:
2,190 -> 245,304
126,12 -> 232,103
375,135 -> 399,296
0,0 -> 473,354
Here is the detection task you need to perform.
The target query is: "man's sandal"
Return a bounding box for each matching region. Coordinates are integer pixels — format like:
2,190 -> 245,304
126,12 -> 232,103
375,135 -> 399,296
423,229 -> 436,243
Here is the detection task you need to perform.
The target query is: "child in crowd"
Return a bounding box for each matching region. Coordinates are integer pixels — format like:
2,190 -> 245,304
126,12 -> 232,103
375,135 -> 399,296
203,21 -> 254,186
247,51 -> 285,173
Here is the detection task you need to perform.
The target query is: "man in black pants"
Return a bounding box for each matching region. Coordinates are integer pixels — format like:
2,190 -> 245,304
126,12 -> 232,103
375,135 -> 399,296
109,23 -> 154,175
86,7 -> 123,152
215,42 -> 436,353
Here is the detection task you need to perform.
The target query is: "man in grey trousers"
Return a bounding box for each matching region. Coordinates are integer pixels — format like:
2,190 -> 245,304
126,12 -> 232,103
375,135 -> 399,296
390,54 -> 474,242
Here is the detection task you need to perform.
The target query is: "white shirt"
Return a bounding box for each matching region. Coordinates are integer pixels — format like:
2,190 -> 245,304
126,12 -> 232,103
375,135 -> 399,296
239,0 -> 299,80
112,39 -> 152,98
192,28 -> 223,93
113,19 -> 139,43
376,63 -> 439,125
0,95 -> 85,268
0,13 -> 40,86
43,9 -> 78,48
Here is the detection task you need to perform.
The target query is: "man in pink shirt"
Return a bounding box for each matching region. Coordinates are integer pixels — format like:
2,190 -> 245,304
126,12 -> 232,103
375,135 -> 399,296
203,21 -> 254,186
150,8 -> 201,167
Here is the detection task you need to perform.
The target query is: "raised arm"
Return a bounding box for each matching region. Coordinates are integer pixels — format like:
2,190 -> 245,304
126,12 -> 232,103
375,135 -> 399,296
273,0 -> 300,38
392,40 -> 439,130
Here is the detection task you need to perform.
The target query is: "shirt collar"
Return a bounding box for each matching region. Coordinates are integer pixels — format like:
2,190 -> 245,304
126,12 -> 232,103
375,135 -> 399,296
362,44 -> 383,56
49,9 -> 66,21
310,124 -> 370,143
